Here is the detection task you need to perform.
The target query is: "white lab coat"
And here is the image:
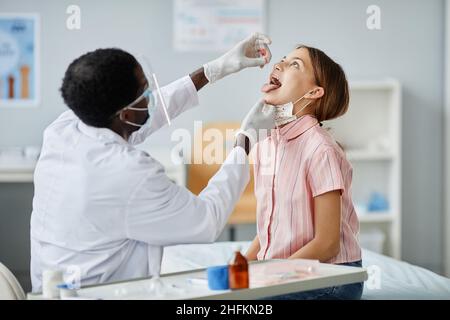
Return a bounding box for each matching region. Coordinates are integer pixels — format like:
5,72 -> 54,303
30,76 -> 249,292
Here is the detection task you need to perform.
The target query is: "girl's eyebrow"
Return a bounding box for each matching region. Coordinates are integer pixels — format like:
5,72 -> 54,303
291,57 -> 305,65
282,56 -> 305,66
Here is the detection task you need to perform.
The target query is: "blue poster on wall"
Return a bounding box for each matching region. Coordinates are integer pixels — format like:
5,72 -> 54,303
0,14 -> 40,107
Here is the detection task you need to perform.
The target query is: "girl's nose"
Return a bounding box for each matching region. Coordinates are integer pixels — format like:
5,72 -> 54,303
274,63 -> 282,71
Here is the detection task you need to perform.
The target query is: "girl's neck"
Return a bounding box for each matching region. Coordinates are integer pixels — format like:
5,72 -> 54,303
277,111 -> 315,129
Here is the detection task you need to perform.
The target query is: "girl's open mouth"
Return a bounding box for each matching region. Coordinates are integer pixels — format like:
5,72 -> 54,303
261,74 -> 282,93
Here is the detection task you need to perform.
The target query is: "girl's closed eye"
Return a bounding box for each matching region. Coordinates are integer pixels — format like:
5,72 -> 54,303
290,61 -> 300,69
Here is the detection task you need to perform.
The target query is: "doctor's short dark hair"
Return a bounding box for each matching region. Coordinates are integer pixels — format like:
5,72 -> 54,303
60,48 -> 141,127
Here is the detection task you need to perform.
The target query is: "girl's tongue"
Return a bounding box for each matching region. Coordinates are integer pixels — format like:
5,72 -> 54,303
261,83 -> 281,93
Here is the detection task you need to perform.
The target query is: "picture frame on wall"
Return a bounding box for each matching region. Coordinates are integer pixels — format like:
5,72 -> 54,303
0,13 -> 40,108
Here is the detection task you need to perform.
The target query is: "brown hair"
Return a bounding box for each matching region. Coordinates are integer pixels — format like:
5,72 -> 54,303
297,45 -> 349,122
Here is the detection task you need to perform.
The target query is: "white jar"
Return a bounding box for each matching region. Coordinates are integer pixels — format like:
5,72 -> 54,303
42,270 -> 63,299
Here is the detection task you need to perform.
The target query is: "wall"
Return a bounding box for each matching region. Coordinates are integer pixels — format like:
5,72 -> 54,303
445,0 -> 450,277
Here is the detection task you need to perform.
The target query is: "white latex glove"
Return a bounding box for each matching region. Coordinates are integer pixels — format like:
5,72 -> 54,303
237,99 -> 276,147
203,33 -> 272,84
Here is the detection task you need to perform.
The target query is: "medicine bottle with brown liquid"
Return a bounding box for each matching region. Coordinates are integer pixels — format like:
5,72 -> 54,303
228,246 -> 249,289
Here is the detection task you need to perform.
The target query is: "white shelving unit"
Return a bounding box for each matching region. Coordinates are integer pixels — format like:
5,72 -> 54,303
325,79 -> 402,259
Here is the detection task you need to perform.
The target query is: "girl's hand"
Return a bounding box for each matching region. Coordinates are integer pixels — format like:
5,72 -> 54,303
245,235 -> 261,261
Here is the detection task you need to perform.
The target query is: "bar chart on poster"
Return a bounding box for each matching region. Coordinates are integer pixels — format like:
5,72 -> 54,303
0,13 -> 39,108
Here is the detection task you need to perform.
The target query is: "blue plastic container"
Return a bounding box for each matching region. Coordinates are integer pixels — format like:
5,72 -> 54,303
207,265 -> 229,290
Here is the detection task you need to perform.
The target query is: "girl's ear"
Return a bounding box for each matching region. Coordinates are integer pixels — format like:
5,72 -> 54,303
309,87 -> 324,99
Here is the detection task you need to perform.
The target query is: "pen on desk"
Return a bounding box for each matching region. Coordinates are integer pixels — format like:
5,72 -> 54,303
186,277 -> 208,286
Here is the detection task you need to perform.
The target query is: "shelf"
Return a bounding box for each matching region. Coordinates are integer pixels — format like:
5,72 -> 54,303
345,149 -> 394,161
358,212 -> 394,223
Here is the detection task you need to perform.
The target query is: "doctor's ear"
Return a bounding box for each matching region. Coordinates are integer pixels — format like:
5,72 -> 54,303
308,87 -> 324,99
119,109 -> 131,121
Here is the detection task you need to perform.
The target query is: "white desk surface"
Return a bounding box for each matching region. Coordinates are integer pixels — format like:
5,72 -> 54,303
28,260 -> 367,300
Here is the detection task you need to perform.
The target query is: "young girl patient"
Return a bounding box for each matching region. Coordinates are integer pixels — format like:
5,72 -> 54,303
246,45 -> 362,300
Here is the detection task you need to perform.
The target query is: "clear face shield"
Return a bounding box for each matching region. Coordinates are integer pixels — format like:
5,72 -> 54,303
115,55 -> 171,128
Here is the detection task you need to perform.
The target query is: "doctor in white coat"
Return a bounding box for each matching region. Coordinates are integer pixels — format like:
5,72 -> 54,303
30,33 -> 275,292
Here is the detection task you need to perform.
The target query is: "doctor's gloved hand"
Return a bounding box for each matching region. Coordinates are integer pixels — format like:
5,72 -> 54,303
236,99 -> 276,150
203,33 -> 272,84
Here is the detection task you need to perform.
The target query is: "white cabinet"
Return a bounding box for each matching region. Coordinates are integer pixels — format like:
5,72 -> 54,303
0,145 -> 186,187
325,79 -> 402,259
0,147 -> 38,182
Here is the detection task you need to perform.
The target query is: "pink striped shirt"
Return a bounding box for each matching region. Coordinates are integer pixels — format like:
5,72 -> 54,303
253,115 -> 361,263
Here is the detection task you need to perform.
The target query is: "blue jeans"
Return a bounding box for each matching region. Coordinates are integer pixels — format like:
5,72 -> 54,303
262,260 -> 364,300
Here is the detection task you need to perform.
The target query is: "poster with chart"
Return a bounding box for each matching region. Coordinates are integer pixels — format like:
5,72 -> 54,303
174,0 -> 266,52
0,14 -> 40,107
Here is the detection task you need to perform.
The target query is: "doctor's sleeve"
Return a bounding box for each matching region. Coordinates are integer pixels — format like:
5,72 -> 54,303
129,76 -> 199,144
125,147 -> 250,246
